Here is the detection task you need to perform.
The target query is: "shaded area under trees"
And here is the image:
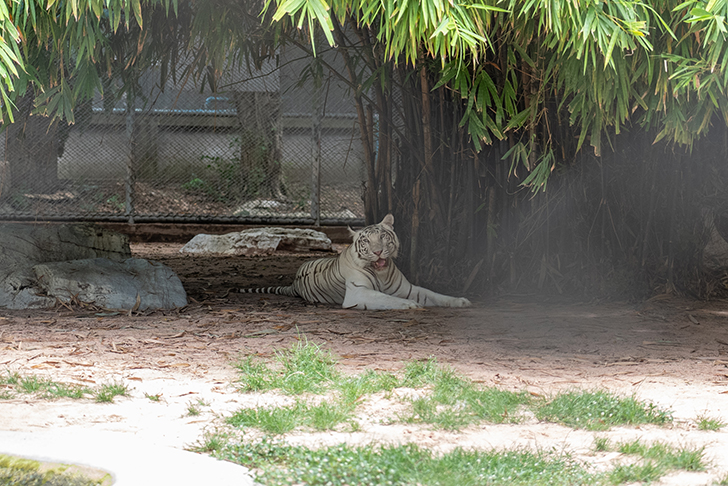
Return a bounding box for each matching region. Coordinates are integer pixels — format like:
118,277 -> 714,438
4,0 -> 728,299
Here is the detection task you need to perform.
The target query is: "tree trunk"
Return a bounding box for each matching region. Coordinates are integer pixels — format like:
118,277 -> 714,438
233,90 -> 284,200
4,93 -> 60,195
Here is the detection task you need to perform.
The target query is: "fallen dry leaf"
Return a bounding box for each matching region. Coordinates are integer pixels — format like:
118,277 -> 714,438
63,360 -> 94,367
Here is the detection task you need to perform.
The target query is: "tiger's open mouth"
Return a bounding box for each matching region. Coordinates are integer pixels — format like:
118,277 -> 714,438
373,258 -> 388,270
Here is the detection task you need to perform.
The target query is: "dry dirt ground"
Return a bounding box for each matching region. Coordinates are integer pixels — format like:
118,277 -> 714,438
4,242 -> 728,484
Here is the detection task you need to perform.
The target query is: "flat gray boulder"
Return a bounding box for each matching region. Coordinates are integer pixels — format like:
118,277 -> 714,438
180,227 -> 332,256
0,224 -> 131,309
34,258 -> 187,311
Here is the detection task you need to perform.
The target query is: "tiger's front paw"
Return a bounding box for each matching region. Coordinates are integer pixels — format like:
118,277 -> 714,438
399,300 -> 422,309
449,297 -> 471,307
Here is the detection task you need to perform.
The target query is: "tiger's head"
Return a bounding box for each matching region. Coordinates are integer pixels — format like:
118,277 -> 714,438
349,214 -> 400,271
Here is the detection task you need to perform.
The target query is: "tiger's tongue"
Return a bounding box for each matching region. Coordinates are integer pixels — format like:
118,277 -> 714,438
374,258 -> 387,269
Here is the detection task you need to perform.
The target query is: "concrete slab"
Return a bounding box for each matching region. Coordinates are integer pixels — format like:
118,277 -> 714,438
0,430 -> 257,486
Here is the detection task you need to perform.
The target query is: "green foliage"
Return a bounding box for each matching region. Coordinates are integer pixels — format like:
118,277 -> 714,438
264,0 -> 728,189
182,155 -> 238,202
0,0 -> 179,124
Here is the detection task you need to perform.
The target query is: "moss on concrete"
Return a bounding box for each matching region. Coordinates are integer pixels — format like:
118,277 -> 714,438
0,454 -> 113,486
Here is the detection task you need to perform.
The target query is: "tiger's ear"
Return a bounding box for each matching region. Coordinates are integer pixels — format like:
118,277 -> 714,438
348,226 -> 359,239
381,214 -> 394,229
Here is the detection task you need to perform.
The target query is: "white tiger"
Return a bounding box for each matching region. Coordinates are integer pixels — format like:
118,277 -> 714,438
242,214 -> 472,310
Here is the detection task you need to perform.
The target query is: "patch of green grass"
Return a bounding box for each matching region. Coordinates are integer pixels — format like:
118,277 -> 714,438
217,439 -> 605,486
186,402 -> 203,416
535,390 -> 672,430
401,357 -> 443,388
274,338 -> 339,394
401,359 -> 530,430
192,429 -> 232,454
227,402 -> 305,435
185,398 -> 211,417
226,400 -> 355,434
228,343 -> 681,436
234,351 -> 531,433
465,387 -> 531,423
595,438 -> 705,484
93,381 -> 129,403
696,414 -> 725,431
42,381 -> 90,400
405,396 -> 470,430
0,371 -> 21,386
233,356 -> 276,392
234,337 -> 339,395
608,461 -> 664,484
0,454 -> 112,486
715,473 -> 728,485
0,371 -> 89,400
213,339 -> 694,486
144,392 -> 162,402
0,467 -> 104,486
615,440 -> 705,472
17,375 -> 51,394
337,369 -> 399,404
593,436 -> 611,452
0,372 -> 17,399
308,401 -> 355,431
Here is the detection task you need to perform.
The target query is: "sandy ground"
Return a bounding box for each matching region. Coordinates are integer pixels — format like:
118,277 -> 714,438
3,242 -> 728,484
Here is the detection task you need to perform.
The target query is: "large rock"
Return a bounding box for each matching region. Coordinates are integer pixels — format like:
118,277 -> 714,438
180,227 -> 332,256
34,258 -> 187,311
0,224 -> 131,309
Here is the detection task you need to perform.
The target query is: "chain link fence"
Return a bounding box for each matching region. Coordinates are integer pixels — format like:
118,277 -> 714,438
0,46 -> 366,226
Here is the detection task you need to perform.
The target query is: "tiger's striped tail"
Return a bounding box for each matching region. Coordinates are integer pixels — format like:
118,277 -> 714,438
240,286 -> 298,297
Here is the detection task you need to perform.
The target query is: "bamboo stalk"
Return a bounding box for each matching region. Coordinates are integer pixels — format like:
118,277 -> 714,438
420,63 -> 434,177
410,179 -> 421,283
332,19 -> 377,223
419,61 -> 445,227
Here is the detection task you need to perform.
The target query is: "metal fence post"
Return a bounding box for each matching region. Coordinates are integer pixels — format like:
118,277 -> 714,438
311,80 -> 322,226
125,95 -> 136,224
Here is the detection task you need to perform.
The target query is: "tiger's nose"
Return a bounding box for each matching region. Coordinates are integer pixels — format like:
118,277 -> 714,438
373,250 -> 382,256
